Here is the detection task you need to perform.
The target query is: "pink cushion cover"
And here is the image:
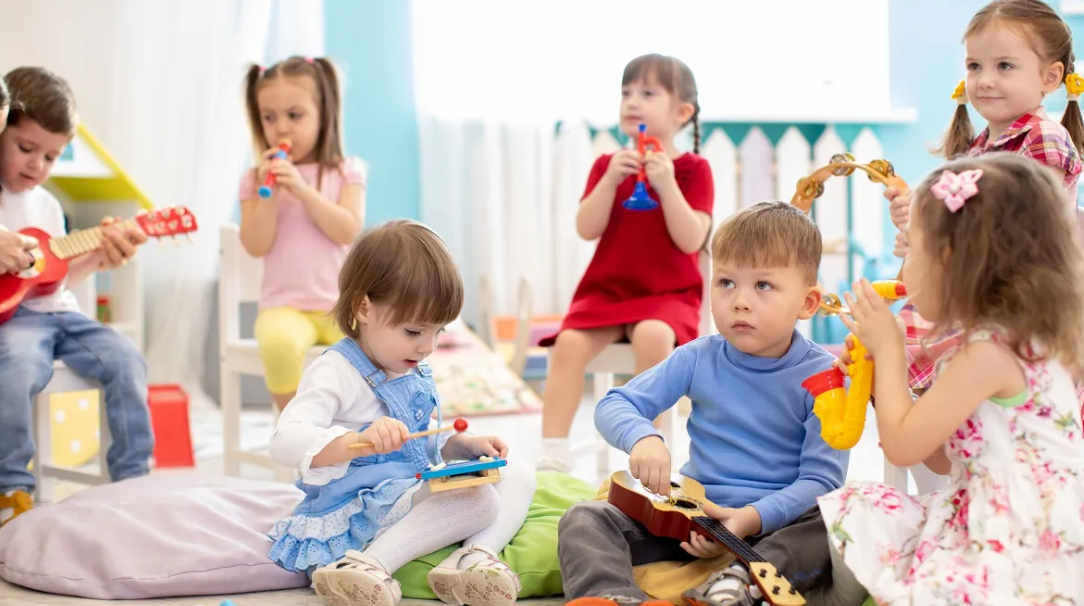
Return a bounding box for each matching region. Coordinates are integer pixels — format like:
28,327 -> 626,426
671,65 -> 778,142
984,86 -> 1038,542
0,474 -> 308,599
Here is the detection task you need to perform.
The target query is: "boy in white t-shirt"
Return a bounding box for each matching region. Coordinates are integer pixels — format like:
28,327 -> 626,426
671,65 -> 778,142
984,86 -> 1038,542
0,67 -> 154,529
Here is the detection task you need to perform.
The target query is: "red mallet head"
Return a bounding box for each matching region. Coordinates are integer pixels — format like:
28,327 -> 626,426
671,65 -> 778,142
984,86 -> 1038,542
453,418 -> 468,433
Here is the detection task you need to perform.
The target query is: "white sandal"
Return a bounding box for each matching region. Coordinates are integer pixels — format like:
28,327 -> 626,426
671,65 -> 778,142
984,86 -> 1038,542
312,550 -> 403,606
428,545 -> 521,606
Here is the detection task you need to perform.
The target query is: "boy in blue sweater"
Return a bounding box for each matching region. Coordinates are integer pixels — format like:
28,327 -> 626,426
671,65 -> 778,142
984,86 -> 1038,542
559,201 -> 851,606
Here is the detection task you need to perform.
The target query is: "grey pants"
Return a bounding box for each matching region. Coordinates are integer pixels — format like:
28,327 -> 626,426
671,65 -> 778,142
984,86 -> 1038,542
557,500 -> 866,606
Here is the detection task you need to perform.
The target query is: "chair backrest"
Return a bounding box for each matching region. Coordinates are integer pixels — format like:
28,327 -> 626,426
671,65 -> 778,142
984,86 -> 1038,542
218,224 -> 264,354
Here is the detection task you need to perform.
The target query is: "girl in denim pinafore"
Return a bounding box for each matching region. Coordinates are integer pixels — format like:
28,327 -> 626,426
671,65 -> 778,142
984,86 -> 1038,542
266,220 -> 535,606
268,337 -> 444,569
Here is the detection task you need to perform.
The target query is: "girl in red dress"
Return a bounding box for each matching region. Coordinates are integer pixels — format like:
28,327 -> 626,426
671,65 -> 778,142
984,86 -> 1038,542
538,54 -> 714,472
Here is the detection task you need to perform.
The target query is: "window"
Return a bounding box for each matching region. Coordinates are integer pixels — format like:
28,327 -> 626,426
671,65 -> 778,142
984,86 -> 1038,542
411,0 -> 891,122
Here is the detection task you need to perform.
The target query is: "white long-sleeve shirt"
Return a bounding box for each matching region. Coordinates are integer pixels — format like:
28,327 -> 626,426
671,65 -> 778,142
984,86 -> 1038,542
269,350 -> 452,485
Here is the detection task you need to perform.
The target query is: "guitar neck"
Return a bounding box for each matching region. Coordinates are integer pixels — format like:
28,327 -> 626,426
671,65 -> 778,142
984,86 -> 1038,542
691,516 -> 764,565
49,219 -> 140,260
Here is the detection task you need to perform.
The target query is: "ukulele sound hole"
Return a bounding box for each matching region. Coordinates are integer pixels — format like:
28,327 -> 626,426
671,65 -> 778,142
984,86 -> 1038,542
670,498 -> 697,510
669,481 -> 681,489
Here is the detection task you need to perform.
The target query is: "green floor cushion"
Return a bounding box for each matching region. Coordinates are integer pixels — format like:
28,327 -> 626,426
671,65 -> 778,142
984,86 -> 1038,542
394,470 -> 597,599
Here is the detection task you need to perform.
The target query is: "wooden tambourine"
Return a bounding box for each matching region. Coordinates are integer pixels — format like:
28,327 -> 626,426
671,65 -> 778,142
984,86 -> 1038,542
789,153 -> 910,308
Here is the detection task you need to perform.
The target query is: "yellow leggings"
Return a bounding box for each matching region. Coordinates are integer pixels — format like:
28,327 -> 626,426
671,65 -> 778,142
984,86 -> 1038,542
254,307 -> 343,395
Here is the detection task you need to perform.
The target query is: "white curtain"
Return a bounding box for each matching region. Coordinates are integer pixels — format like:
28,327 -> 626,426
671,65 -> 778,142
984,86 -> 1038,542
418,118 -> 599,324
0,0 -> 324,411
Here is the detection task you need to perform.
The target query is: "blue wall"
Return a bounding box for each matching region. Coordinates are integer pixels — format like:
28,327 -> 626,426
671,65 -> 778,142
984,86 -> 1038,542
325,0 -> 420,225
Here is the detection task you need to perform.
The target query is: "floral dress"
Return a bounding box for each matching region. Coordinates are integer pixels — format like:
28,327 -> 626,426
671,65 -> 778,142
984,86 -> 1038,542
818,330 -> 1084,605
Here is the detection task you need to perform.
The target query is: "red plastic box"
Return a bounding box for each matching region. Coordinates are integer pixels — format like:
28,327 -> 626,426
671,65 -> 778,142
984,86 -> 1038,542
147,384 -> 195,468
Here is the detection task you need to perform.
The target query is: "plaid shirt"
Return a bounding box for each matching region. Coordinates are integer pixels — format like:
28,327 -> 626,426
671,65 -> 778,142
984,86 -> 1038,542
901,108 -> 1083,398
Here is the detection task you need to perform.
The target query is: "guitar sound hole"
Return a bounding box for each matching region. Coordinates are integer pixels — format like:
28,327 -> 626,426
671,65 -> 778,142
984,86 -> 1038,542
670,498 -> 697,510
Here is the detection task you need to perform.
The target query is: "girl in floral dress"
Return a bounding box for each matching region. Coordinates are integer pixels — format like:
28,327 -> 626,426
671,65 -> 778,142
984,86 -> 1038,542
821,153 -> 1084,606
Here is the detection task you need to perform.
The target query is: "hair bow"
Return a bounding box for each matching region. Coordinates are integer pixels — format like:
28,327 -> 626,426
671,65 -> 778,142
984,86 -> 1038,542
930,169 -> 982,212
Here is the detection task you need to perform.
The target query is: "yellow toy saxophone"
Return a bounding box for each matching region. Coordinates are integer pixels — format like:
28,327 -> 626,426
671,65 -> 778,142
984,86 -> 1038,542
802,280 -> 907,450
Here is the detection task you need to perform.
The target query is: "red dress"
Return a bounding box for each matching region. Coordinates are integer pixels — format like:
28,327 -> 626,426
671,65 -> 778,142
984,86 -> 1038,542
541,153 -> 714,347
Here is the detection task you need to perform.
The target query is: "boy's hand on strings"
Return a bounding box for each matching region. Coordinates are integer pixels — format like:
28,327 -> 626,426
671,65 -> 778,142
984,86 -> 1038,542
689,503 -> 762,547
840,279 -> 903,357
443,433 -> 509,460
643,151 -> 676,191
0,227 -> 37,274
354,417 -> 410,454
268,156 -> 305,195
629,435 -> 672,497
97,216 -> 148,270
681,504 -> 762,557
603,150 -> 643,185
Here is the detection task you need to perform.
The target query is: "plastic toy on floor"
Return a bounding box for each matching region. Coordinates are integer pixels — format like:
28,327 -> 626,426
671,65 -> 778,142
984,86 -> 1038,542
623,123 -> 663,211
802,280 -> 907,450
418,457 -> 507,493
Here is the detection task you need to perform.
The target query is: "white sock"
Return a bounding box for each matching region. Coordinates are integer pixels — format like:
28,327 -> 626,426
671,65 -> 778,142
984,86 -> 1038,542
538,438 -> 571,471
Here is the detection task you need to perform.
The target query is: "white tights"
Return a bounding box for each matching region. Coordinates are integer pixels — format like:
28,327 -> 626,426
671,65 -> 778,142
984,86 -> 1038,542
364,457 -> 535,573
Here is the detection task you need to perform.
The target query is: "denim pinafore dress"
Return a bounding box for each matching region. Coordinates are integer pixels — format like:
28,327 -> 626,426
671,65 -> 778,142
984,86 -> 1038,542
268,338 -> 444,573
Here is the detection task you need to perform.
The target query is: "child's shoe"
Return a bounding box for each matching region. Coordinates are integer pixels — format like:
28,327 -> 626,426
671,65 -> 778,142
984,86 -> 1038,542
0,490 -> 33,529
428,544 -> 521,606
312,550 -> 402,606
682,564 -> 759,606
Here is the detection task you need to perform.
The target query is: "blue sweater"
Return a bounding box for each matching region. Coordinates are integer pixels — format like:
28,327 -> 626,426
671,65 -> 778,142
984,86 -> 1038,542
595,330 -> 848,534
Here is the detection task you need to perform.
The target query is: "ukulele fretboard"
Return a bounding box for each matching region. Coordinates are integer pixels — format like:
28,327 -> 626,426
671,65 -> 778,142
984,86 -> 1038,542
692,516 -> 763,564
48,220 -> 139,260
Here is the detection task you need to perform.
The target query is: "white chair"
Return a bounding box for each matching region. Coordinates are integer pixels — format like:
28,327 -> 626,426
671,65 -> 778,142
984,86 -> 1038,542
574,251 -> 715,478
31,361 -> 109,502
219,224 -> 318,481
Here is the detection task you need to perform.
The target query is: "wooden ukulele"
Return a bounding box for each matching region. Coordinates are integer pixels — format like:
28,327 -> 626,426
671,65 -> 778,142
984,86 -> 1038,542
0,207 -> 198,325
607,471 -> 805,606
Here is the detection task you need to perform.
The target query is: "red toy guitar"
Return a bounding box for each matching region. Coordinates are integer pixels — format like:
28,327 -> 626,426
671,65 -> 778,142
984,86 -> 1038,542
0,206 -> 198,326
607,470 -> 806,606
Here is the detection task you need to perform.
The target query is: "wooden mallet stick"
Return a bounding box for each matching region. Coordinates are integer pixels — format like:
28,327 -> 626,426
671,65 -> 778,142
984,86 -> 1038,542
350,418 -> 468,450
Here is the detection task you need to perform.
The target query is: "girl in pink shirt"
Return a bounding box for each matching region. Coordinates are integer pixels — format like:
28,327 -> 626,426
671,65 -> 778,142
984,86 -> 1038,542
239,55 -> 366,411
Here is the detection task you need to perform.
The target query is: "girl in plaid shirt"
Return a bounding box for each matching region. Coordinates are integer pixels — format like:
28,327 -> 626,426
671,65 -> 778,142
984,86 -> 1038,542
886,0 -> 1084,403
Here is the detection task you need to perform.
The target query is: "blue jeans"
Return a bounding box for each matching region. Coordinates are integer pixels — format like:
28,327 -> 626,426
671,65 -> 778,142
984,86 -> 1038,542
0,307 -> 154,493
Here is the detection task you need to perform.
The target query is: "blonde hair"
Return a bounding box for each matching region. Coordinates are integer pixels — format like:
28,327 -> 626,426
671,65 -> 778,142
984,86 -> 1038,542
940,0 -> 1084,157
913,153 -> 1084,374
332,220 -> 464,339
243,56 -> 345,189
711,201 -> 822,285
622,54 -> 701,153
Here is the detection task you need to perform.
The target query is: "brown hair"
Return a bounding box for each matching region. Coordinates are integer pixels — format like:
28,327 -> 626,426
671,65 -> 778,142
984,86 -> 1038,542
622,54 -> 701,153
333,220 -> 464,339
913,153 -> 1084,374
243,56 -> 344,188
711,201 -> 822,285
940,0 -> 1084,157
4,67 -> 78,135
0,77 -> 8,114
